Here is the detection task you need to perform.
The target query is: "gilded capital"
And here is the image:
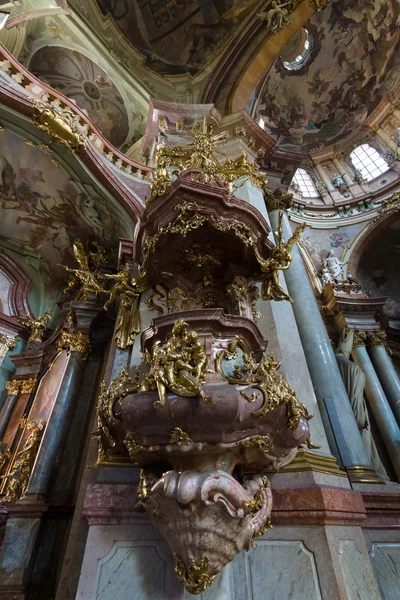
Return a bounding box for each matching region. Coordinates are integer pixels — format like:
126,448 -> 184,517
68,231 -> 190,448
264,189 -> 293,212
57,331 -> 90,359
20,378 -> 36,395
353,330 -> 368,348
367,331 -> 387,349
5,379 -> 21,395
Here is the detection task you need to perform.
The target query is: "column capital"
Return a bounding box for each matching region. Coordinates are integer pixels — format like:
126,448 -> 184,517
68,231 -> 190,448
353,330 -> 368,347
56,331 -> 90,359
264,188 -> 293,212
5,379 -> 21,396
367,331 -> 387,349
20,378 -> 36,394
0,333 -> 17,358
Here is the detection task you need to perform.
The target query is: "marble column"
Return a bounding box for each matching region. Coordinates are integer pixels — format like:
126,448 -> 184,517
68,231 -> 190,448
374,127 -> 398,153
352,331 -> 400,480
332,155 -> 352,186
21,348 -> 87,503
367,331 -> 400,427
314,162 -> 335,192
267,206 -> 373,476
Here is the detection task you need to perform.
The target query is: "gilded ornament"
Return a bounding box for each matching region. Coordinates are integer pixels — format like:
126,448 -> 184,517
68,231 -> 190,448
180,243 -> 220,286
15,312 -> 51,344
145,164 -> 173,205
173,554 -> 216,595
97,366 -> 139,426
57,331 -> 90,359
169,427 -> 193,445
103,266 -> 142,349
353,330 -> 367,347
30,98 -> 88,152
378,192 -> 400,214
216,336 -> 254,384
254,212 -> 305,303
240,435 -> 270,453
1,420 -> 46,503
20,378 -> 36,395
264,188 -> 293,212
243,475 -> 270,515
135,469 -> 153,508
59,241 -> 106,302
147,320 -> 212,410
91,410 -> 115,468
0,334 -> 17,358
367,331 -> 387,349
5,379 -> 21,395
124,439 -> 146,458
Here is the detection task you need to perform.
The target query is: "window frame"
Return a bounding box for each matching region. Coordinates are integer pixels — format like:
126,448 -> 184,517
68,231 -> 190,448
291,168 -> 319,198
350,144 -> 390,182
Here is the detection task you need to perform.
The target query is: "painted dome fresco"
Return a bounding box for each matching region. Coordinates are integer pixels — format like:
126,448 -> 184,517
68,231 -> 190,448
95,0 -> 261,75
253,0 -> 400,152
30,47 -> 130,147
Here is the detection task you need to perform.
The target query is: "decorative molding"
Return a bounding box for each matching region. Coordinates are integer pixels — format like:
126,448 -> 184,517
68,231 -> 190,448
367,331 -> 387,349
57,331 -> 90,359
353,330 -> 368,348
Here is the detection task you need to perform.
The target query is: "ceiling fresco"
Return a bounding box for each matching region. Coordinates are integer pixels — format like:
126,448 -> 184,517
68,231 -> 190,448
0,128 -> 121,278
95,0 -> 261,75
29,46 -> 130,147
254,0 -> 400,152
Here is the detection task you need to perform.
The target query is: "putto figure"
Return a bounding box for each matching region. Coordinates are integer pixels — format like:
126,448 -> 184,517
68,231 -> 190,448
254,212 -> 305,302
15,312 -> 51,344
60,241 -> 105,301
257,1 -> 293,34
148,320 -> 212,410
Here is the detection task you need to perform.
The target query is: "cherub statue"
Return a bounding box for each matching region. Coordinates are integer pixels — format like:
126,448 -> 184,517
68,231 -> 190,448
1,420 -> 46,503
257,1 -> 293,34
15,312 -> 51,344
254,212 -> 305,303
60,241 -> 105,301
103,265 -> 142,349
149,320 -> 211,410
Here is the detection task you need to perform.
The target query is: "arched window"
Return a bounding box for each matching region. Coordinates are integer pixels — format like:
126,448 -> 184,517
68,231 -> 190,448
291,168 -> 319,198
350,144 -> 389,182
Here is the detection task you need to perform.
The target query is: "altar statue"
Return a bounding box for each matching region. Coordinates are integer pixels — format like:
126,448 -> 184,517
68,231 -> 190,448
335,328 -> 388,481
321,249 -> 344,283
15,312 -> 51,344
257,1 -> 292,34
103,265 -> 142,349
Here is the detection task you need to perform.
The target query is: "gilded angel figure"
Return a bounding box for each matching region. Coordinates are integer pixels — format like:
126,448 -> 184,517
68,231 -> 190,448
60,241 -> 105,301
103,265 -> 142,349
254,212 -> 305,303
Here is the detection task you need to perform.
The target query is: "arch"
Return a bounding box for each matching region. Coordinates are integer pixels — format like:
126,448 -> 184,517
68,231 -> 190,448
0,251 -> 32,317
350,144 -> 390,182
291,168 -> 319,198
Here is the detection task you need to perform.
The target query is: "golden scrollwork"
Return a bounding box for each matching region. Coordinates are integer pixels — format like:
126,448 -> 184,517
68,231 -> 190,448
169,427 -> 193,445
147,320 -> 212,410
0,334 -> 17,358
252,517 -> 273,541
15,312 -> 51,344
243,475 -> 270,516
146,164 -> 173,205
378,191 -> 400,214
240,435 -> 270,453
367,331 -> 387,349
30,98 -> 88,152
173,554 -> 216,595
215,336 -> 254,384
1,420 -> 46,503
59,241 -> 106,302
103,266 -> 142,350
254,212 -> 305,303
5,379 -> 21,395
57,331 -> 90,359
20,378 -> 36,395
97,366 -> 140,426
124,439 -> 146,458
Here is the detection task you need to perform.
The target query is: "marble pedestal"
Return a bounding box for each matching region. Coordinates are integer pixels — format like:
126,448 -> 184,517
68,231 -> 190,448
73,478 -> 390,600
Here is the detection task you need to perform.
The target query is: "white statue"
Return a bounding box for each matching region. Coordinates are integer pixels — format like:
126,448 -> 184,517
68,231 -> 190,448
335,329 -> 389,481
321,249 -> 344,284
257,1 -> 292,34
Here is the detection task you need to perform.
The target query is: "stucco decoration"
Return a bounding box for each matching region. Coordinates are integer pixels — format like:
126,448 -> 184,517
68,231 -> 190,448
95,0 -> 262,75
30,46 -> 130,147
254,0 -> 400,152
0,128 -> 121,277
